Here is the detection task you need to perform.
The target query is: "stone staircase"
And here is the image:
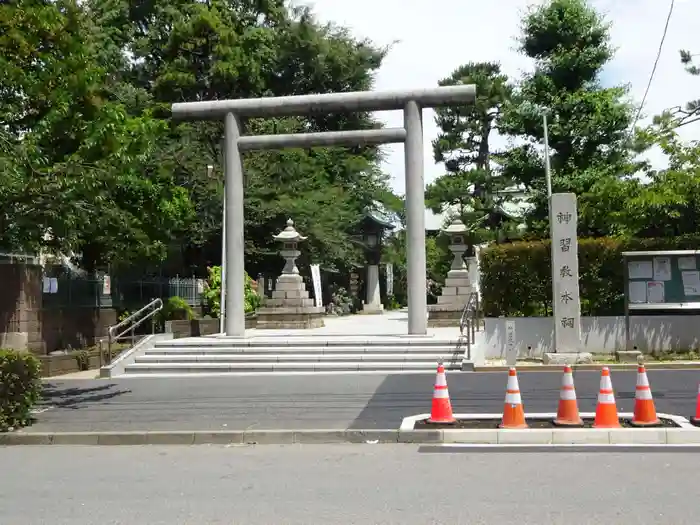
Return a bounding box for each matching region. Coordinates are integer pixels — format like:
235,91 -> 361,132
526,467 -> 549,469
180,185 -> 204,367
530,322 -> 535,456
121,334 -> 472,375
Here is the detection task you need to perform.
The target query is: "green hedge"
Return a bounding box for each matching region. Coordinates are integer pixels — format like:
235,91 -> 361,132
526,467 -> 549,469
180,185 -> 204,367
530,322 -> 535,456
0,349 -> 42,431
480,236 -> 700,317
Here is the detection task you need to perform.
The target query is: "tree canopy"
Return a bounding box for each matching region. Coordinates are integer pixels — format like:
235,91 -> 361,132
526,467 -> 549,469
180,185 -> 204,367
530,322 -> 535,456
427,0 -> 700,246
7,0 -> 700,285
1,0 -> 396,275
427,62 -> 517,247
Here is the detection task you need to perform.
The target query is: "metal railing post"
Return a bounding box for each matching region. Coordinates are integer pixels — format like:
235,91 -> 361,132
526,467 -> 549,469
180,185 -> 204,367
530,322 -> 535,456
106,298 -> 163,360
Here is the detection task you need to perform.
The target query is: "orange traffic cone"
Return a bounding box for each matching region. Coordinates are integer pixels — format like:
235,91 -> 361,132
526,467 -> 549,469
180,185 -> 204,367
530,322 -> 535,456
631,364 -> 660,426
500,367 -> 527,429
427,362 -> 455,424
690,384 -> 700,426
553,364 -> 583,426
593,367 -> 621,428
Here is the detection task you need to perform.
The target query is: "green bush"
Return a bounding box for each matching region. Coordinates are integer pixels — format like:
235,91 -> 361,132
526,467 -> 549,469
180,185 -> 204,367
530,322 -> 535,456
327,286 -> 354,315
161,296 -> 194,321
0,349 -> 42,431
384,294 -> 401,310
480,235 -> 700,317
203,266 -> 261,317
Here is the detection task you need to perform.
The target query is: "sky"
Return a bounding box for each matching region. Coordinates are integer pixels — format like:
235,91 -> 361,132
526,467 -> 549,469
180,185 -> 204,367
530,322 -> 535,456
305,0 -> 699,214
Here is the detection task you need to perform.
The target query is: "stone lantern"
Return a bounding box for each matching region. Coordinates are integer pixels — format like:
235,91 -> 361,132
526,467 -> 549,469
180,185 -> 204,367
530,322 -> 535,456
275,218 -> 305,276
359,209 -> 394,314
427,218 -> 474,327
255,219 -> 325,329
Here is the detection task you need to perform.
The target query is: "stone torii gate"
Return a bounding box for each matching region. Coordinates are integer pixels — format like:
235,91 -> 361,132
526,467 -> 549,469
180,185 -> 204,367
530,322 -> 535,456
171,85 -> 476,337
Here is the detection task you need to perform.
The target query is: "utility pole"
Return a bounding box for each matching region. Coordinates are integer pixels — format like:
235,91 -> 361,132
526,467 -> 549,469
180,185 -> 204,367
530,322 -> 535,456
208,164 -> 226,334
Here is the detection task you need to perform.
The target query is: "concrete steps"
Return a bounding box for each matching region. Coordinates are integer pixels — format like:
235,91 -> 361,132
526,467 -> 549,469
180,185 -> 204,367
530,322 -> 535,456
122,336 -> 470,375
145,346 -> 459,355
134,353 -> 461,363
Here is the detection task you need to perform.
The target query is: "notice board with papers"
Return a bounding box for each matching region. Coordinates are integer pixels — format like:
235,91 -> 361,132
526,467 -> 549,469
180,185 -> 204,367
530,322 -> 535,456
622,250 -> 700,349
623,250 -> 700,308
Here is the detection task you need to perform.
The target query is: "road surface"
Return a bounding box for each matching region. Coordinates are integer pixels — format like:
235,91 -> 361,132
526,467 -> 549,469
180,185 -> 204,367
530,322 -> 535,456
1,444 -> 698,524
34,369 -> 699,432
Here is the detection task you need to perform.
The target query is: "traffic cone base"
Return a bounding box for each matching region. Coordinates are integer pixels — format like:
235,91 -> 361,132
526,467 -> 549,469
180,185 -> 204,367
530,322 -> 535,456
500,368 -> 528,429
593,367 -> 621,428
630,364 -> 660,427
553,365 -> 583,427
690,384 -> 700,427
427,362 -> 455,424
499,406 -> 527,429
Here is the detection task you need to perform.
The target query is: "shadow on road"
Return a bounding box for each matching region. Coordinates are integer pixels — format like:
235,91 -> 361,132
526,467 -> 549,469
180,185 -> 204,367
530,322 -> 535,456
40,382 -> 131,409
347,374 -> 435,430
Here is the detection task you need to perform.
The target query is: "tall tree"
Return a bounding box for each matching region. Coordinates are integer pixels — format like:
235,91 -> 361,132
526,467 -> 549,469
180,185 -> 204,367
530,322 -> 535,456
611,118 -> 700,238
110,0 -> 394,273
499,0 -> 637,237
673,49 -> 700,128
427,62 -> 515,247
0,0 -> 192,269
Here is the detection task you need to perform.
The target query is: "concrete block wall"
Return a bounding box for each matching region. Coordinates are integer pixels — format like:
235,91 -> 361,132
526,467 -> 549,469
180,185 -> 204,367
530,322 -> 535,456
0,263 -> 42,353
481,316 -> 700,359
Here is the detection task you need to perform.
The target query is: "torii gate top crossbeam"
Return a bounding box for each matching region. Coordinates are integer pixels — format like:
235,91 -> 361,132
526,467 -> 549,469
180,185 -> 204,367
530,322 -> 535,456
171,85 -> 476,120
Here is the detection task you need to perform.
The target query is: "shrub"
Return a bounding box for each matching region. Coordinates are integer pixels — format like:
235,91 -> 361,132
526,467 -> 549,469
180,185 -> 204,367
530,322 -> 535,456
75,350 -> 90,371
384,294 -> 401,310
326,286 -> 354,315
203,266 -> 261,317
161,296 -> 194,321
0,349 -> 42,431
479,235 -> 700,317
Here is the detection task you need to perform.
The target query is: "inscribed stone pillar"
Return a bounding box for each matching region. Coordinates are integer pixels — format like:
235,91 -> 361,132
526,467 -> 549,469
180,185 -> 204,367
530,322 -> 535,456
550,193 -> 582,353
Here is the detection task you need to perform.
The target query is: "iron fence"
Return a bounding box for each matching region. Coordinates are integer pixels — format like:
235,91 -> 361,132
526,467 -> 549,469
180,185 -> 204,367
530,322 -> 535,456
41,275 -> 205,309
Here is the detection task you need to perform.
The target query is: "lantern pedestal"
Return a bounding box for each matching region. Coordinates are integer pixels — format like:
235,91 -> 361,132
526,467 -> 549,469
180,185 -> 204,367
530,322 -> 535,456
361,264 -> 383,314
256,274 -> 325,329
428,219 -> 474,327
256,219 -> 325,330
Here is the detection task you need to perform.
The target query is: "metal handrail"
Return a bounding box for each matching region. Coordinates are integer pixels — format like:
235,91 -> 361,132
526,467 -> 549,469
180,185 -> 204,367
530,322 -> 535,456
459,292 -> 477,336
459,292 -> 481,362
103,298 -> 163,365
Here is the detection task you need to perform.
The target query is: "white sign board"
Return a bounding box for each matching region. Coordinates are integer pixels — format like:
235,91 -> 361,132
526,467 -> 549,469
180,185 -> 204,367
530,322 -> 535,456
385,263 -> 394,296
43,277 -> 58,294
550,193 -> 581,353
310,264 -> 323,307
505,320 -> 517,366
102,275 -> 111,295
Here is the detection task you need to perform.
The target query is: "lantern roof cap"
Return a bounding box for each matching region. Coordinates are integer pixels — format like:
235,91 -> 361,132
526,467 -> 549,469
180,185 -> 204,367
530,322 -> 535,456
273,219 -> 307,242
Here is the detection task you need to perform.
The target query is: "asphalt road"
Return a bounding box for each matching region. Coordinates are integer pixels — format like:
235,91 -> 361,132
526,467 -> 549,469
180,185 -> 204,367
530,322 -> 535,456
32,369 -> 700,432
2,444 -> 699,524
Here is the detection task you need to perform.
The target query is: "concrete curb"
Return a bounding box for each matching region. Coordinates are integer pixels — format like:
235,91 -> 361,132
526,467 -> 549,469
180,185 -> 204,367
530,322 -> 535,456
398,412 -> 700,445
475,362 -> 700,372
3,414 -> 700,447
4,426 -> 700,446
0,429 -> 404,446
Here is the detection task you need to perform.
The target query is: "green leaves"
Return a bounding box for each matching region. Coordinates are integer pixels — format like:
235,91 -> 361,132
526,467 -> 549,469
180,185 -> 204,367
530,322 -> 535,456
429,61 -> 517,244
499,0 -> 635,237
203,266 -> 260,316
0,0 -> 195,267
0,350 -> 42,432
1,0 -> 396,275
